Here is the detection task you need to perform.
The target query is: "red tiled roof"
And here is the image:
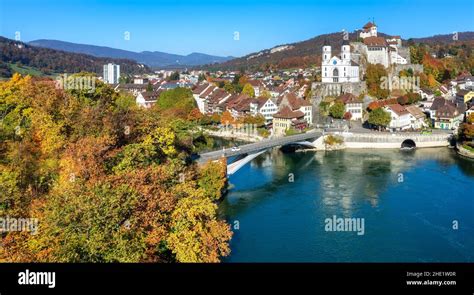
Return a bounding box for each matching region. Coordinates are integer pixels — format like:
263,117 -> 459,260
363,22 -> 376,29
386,104 -> 409,116
363,36 -> 387,47
274,106 -> 304,119
192,83 -> 209,95
337,93 -> 360,104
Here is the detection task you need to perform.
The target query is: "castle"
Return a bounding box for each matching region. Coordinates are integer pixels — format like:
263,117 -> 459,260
359,22 -> 408,67
321,21 -> 410,84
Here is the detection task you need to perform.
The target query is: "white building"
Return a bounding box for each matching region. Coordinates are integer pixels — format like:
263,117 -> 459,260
359,22 -> 377,39
384,104 -> 412,131
338,93 -> 363,121
250,97 -> 278,122
103,63 -> 120,84
321,41 -> 360,83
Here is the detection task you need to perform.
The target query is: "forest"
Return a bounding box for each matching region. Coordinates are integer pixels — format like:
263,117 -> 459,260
0,73 -> 232,262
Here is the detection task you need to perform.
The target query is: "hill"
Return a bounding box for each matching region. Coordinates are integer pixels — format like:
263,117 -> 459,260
202,31 -> 474,71
28,39 -> 234,68
0,36 -> 150,78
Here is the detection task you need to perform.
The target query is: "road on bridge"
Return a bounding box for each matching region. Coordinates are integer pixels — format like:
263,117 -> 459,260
197,130 -> 322,163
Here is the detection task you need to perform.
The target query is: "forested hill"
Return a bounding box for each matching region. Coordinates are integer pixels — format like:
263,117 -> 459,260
202,31 -> 474,71
0,36 -> 150,78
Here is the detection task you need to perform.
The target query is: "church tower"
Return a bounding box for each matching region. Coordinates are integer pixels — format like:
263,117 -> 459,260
341,40 -> 351,63
322,40 -> 331,63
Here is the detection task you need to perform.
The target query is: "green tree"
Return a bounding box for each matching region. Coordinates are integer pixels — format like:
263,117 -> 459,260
368,108 -> 391,130
329,101 -> 345,119
156,87 -> 196,112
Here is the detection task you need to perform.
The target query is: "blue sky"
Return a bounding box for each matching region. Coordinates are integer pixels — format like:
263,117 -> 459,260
1,0 -> 473,57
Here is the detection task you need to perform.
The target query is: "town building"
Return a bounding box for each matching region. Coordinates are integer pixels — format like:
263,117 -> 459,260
250,97 -> 278,123
337,93 -> 363,121
384,104 -> 412,131
272,106 -> 307,137
103,63 -> 120,84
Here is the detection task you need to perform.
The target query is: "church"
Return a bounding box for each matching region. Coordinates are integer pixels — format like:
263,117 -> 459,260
321,40 -> 360,84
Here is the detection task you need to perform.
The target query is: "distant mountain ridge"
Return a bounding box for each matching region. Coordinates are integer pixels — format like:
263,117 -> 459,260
0,36 -> 149,77
28,39 -> 234,68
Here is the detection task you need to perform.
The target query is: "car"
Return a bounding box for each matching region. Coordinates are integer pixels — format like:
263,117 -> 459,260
231,146 -> 241,152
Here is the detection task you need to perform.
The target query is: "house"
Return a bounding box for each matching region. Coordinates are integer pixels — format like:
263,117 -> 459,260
384,104 -> 411,131
136,90 -> 161,108
133,77 -> 149,84
456,90 -> 474,105
228,94 -> 253,118
250,97 -> 278,123
434,104 -> 464,130
247,80 -> 265,97
192,83 -> 213,113
272,106 -> 307,137
206,88 -> 231,114
418,87 -> 435,101
277,92 -> 313,125
337,93 -> 363,121
405,105 -> 428,130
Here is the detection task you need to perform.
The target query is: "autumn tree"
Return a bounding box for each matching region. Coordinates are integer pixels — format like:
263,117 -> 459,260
220,110 -> 234,125
242,83 -> 255,98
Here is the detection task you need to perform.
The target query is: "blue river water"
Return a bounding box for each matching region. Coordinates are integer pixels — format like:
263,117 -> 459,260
219,148 -> 474,262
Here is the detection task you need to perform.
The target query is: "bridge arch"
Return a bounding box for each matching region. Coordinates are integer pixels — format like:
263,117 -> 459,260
401,139 -> 416,149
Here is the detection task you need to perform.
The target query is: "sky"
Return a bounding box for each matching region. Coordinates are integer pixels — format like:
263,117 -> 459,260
1,0 -> 473,57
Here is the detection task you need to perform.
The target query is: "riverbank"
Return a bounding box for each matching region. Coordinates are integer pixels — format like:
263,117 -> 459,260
201,128 -> 263,142
302,132 -> 451,150
457,143 -> 474,159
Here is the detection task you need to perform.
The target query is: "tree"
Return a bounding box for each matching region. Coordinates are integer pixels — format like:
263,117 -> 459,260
260,90 -> 271,99
223,81 -> 234,93
168,71 -> 180,81
156,87 -> 196,114
210,112 -> 221,124
146,82 -> 153,92
220,111 -> 234,125
187,108 -> 203,122
0,74 -> 233,263
343,111 -> 352,121
329,101 -> 345,119
368,108 -> 391,130
365,64 -> 389,99
242,83 -> 255,98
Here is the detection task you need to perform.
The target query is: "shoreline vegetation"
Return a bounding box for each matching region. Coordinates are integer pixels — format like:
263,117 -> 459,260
0,74 -> 232,263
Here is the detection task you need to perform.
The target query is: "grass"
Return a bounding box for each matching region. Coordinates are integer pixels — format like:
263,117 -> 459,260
462,143 -> 474,152
8,63 -> 45,76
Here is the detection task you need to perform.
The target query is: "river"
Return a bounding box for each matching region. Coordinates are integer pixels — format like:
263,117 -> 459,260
219,147 -> 474,262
